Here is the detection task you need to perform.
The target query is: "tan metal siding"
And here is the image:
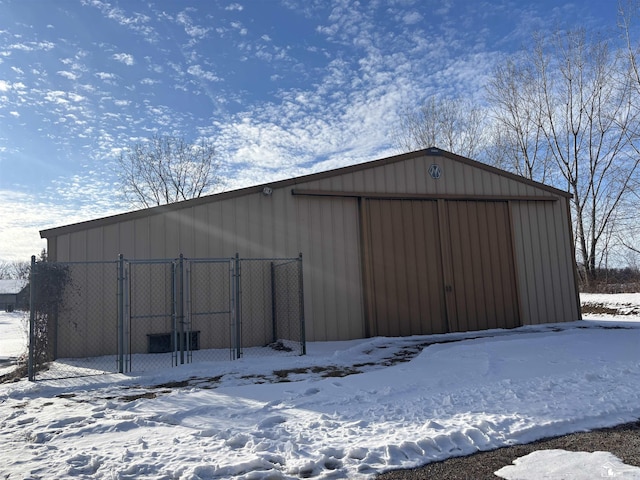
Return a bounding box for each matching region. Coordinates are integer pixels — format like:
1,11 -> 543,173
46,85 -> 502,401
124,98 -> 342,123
511,199 -> 579,325
103,224 -> 120,260
307,155 -> 557,199
293,196 -> 363,341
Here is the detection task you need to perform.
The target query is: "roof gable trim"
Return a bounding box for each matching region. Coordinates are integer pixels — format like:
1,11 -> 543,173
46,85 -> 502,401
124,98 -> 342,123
40,147 -> 570,238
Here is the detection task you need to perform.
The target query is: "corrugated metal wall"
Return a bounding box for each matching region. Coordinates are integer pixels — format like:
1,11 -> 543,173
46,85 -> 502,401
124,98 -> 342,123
443,200 -> 520,332
365,199 -> 447,337
46,150 -> 580,343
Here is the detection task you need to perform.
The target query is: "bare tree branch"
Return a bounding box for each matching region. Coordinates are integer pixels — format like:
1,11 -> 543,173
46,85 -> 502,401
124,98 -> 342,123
116,135 -> 223,209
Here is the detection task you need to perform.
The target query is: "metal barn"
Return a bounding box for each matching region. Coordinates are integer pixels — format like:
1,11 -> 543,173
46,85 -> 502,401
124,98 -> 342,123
40,148 -> 581,349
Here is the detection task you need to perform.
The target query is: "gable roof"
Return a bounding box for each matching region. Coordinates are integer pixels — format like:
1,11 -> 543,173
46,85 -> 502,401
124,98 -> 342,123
0,279 -> 28,295
40,147 -> 571,238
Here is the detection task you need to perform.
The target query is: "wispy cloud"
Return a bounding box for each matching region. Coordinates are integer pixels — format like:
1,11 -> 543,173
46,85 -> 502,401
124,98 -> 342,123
112,53 -> 134,65
57,70 -> 81,81
176,10 -> 211,40
186,65 -> 219,82
95,71 -> 117,82
4,40 -> 55,53
81,0 -> 157,41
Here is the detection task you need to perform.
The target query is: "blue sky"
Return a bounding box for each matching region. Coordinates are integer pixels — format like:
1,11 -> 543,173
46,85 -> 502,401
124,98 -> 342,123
0,0 -> 622,261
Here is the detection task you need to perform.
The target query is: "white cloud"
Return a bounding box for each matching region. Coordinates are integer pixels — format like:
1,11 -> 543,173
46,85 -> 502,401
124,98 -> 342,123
177,11 -> 211,39
112,53 -> 134,65
187,65 -> 220,82
44,90 -> 69,105
7,40 -> 55,52
403,11 -> 423,24
230,21 -> 248,36
57,70 -> 81,80
67,93 -> 85,102
225,3 -> 243,11
95,71 -> 117,81
0,80 -> 10,92
82,0 -> 157,41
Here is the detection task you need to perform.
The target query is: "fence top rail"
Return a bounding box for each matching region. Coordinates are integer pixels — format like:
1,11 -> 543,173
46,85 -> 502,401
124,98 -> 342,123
39,256 -> 302,266
186,258 -> 235,264
39,260 -> 119,266
125,258 -> 179,265
126,256 -> 300,263
238,257 -> 301,263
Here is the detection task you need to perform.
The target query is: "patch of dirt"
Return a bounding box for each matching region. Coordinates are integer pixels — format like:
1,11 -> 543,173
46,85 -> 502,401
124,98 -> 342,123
581,303 -> 640,316
0,364 -> 27,384
55,393 -> 76,399
119,391 -> 160,403
152,380 -> 189,389
376,420 -> 640,480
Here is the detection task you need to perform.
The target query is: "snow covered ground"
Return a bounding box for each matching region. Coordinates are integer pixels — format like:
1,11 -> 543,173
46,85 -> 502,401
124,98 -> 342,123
0,294 -> 639,479
0,310 -> 27,377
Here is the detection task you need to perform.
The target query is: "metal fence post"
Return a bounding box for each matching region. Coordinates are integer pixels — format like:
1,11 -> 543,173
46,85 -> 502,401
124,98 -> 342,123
28,255 -> 36,381
298,253 -> 306,355
185,259 -> 192,364
171,260 -> 178,367
117,254 -> 124,373
235,253 -> 242,359
270,261 -> 277,344
178,253 -> 185,365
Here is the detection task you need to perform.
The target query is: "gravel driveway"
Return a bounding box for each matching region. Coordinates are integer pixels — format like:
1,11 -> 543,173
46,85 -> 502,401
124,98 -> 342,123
376,420 -> 640,479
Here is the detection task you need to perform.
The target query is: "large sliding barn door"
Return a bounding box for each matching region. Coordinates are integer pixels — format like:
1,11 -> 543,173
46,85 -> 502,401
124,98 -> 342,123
443,201 -> 520,332
365,199 -> 520,336
366,199 -> 447,336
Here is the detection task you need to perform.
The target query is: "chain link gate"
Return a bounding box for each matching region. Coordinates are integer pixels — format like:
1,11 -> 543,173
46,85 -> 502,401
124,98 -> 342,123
28,254 -> 305,380
185,258 -> 236,363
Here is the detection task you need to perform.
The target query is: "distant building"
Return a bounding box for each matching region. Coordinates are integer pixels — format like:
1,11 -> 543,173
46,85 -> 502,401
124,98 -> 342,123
0,279 -> 28,312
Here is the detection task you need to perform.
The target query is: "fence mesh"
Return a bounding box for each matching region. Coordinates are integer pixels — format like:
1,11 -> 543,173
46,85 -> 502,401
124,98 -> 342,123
29,261 -> 120,380
186,259 -> 234,362
126,259 -> 176,372
29,254 -> 305,381
238,258 -> 305,358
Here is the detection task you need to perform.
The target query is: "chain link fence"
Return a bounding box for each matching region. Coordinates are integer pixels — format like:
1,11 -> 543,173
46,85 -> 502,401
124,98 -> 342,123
28,254 -> 305,381
28,260 -> 120,380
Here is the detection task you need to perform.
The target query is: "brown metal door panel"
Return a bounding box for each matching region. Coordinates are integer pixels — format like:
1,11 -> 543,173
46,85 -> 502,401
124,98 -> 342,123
476,202 -> 500,330
445,201 -> 520,331
393,201 -> 412,336
415,202 -> 447,334
494,203 -> 520,328
369,199 -> 393,336
400,201 -> 421,335
412,200 -> 447,334
366,199 -> 446,337
447,201 -> 476,332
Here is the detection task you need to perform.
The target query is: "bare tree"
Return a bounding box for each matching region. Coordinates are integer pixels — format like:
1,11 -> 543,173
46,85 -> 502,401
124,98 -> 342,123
116,135 -> 223,209
0,260 -> 30,279
617,0 -> 640,259
489,29 -> 640,283
487,57 -> 554,182
393,96 -> 487,159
